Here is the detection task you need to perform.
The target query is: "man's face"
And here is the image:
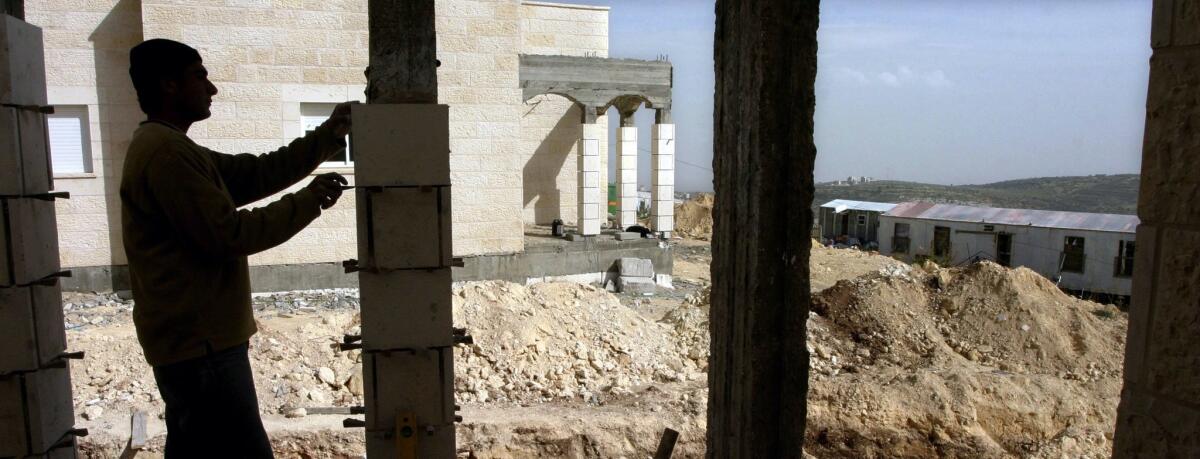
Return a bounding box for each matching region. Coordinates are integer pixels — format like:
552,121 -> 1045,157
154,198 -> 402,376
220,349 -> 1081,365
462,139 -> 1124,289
166,61 -> 218,122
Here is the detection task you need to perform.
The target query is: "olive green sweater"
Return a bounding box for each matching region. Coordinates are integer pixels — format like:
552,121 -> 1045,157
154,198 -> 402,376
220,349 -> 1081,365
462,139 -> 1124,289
120,121 -> 343,366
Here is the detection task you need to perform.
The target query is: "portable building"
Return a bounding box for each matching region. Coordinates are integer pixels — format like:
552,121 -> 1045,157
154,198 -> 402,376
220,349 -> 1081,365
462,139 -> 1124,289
878,202 -> 1138,297
817,200 -> 898,245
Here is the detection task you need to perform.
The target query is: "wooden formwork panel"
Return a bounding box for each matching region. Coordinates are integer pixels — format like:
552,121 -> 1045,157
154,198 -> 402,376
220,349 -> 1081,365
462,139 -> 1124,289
350,104 -> 450,187
363,349 -> 455,457
0,16 -> 48,107
358,268 -> 453,350
0,197 -> 61,287
0,283 -> 66,373
356,187 -> 452,271
0,106 -> 53,197
0,366 -> 75,457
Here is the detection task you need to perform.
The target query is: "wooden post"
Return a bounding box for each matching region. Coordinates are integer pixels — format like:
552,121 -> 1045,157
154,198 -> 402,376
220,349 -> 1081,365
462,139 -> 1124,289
366,0 -> 437,104
708,0 -> 819,457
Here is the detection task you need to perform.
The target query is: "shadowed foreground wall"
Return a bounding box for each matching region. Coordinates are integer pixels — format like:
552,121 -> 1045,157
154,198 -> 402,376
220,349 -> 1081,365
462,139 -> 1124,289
1112,0 -> 1200,456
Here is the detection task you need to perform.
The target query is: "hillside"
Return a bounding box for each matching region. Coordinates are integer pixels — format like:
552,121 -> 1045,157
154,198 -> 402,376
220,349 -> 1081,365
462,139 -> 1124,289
814,174 -> 1139,215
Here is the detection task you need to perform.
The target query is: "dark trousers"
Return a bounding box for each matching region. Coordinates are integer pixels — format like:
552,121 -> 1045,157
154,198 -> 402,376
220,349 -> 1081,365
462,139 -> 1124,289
152,342 -> 273,459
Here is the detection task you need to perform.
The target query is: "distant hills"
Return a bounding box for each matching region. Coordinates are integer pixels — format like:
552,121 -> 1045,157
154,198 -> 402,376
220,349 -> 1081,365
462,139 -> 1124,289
813,174 -> 1139,215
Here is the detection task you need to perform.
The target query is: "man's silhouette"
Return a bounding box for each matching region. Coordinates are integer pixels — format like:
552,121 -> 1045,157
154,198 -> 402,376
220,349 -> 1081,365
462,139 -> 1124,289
121,38 -> 353,458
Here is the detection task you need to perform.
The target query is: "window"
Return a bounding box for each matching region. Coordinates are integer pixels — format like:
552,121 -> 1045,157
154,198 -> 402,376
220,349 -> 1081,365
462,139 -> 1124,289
856,215 -> 867,225
933,226 -> 951,257
300,103 -> 351,167
983,224 -> 995,232
46,105 -> 92,174
1114,240 -> 1135,277
892,223 -> 910,254
1061,236 -> 1086,273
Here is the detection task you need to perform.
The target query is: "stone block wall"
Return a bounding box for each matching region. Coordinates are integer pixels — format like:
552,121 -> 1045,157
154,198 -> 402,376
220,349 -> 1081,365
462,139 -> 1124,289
1113,0 -> 1200,455
27,0 -> 610,280
518,1 -> 609,225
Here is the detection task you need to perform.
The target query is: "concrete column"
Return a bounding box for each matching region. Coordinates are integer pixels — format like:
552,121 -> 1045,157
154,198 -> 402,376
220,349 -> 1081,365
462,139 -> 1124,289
577,110 -> 602,236
616,116 -> 639,230
1112,1 -> 1200,455
651,109 -> 675,236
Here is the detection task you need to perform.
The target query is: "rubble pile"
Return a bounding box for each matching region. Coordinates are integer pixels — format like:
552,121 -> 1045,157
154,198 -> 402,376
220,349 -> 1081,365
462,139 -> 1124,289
673,194 -> 714,240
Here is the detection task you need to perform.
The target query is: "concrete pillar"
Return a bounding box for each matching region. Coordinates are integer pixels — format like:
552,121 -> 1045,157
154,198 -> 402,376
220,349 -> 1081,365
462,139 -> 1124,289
708,0 -> 818,456
0,15 -> 80,459
616,116 -> 638,230
1112,1 -> 1200,456
577,110 -> 602,236
651,109 -> 675,236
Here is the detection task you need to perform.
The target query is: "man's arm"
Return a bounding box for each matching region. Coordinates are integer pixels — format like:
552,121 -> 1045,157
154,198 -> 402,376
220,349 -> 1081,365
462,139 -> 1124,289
215,101 -> 356,207
145,143 -> 328,258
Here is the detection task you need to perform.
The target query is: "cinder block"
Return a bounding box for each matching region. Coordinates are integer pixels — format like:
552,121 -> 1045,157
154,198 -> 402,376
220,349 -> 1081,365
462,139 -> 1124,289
617,276 -> 656,294
653,185 -> 673,199
578,171 -> 600,189
578,188 -> 601,205
356,187 -> 452,270
619,197 -> 637,211
652,153 -> 674,170
651,200 -> 675,217
359,268 -> 453,350
0,284 -> 67,373
0,366 -> 75,457
619,183 -> 637,197
652,123 -> 675,139
618,257 -> 654,277
0,17 -> 48,106
350,104 -> 450,187
651,169 -> 674,187
615,231 -> 640,241
652,216 -> 675,232
579,154 -> 600,172
0,107 -> 53,196
1,197 -> 62,287
363,349 -> 455,432
580,219 -> 601,236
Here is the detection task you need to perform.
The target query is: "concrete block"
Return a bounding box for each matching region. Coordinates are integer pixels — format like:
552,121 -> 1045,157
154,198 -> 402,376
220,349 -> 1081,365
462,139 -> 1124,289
578,188 -> 601,204
350,104 -> 450,187
652,123 -> 675,139
617,257 -> 654,277
565,233 -> 588,242
580,202 -> 600,220
578,171 -> 600,189
578,138 -> 599,157
619,183 -> 637,197
652,216 -> 675,232
0,284 -> 67,373
619,197 -> 638,213
615,232 -> 641,241
579,154 -> 600,172
653,185 -> 674,199
363,349 -> 455,430
617,276 -> 656,295
0,366 -> 75,457
652,169 -> 674,186
0,107 -> 53,196
359,268 -> 453,350
0,17 -> 48,106
651,200 -> 675,217
1,197 -> 62,287
356,187 -> 452,270
652,153 -> 674,170
580,219 -> 601,236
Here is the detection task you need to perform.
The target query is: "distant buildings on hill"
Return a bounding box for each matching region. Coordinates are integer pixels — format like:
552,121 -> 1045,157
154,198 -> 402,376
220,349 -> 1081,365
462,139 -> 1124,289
822,176 -> 876,186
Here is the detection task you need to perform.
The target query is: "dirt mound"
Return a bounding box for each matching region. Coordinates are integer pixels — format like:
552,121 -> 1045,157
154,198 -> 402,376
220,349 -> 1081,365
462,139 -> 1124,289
674,194 -> 714,240
806,261 -> 1126,458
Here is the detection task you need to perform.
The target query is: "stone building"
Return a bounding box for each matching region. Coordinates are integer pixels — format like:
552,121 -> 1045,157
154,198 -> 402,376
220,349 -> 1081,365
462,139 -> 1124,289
24,0 -> 675,291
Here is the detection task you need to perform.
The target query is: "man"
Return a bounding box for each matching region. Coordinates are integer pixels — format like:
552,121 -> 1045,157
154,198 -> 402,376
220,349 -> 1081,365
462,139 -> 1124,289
121,38 -> 353,457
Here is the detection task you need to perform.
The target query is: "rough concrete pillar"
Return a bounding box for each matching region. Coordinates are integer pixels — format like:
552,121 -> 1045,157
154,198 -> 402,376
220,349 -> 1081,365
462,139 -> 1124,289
708,0 -> 818,457
1112,1 -> 1200,456
651,109 -> 675,236
577,110 -> 602,236
616,116 -> 638,230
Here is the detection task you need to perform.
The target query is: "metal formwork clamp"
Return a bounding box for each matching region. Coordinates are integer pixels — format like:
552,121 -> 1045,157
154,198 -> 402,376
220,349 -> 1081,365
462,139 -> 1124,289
1,103 -> 54,114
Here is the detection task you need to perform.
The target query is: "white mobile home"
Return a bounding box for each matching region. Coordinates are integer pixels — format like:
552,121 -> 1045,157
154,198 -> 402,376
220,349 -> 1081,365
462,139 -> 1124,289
817,200 -> 898,245
878,203 -> 1138,297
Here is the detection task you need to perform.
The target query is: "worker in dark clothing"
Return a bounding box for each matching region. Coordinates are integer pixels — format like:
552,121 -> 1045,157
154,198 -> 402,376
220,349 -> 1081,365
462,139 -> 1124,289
121,38 -> 353,458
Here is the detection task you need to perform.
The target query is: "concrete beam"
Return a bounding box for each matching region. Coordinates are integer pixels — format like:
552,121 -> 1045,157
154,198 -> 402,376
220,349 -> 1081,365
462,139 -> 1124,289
519,54 -> 672,112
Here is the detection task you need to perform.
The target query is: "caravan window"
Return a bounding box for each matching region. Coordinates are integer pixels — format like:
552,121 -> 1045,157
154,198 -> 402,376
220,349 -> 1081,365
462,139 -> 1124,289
892,223 -> 910,254
1114,240 -> 1135,277
1062,236 -> 1086,273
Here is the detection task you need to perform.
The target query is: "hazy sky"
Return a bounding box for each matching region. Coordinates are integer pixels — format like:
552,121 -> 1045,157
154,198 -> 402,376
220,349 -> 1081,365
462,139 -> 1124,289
574,0 -> 1152,192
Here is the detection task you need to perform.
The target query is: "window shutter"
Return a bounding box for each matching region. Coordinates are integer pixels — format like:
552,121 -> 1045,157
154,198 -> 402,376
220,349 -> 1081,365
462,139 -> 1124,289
46,106 -> 90,174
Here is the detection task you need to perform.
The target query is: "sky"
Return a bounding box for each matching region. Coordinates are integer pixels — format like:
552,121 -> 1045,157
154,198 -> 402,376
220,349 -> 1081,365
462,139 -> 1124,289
572,0 -> 1152,192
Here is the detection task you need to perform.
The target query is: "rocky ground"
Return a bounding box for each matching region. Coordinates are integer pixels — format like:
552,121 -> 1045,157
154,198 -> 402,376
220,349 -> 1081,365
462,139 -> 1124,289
65,218 -> 1126,458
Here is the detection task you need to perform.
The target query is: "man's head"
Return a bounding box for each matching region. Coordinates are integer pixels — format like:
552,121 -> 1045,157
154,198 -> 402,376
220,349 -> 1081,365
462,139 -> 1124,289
128,39 -> 217,121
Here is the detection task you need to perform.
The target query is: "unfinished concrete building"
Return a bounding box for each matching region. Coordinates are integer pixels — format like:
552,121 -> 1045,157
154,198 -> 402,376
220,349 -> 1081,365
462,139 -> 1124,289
23,0 -> 675,293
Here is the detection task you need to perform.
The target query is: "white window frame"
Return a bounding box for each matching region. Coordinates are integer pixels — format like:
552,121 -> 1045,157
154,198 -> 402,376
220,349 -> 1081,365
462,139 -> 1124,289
300,103 -> 351,168
46,105 -> 93,175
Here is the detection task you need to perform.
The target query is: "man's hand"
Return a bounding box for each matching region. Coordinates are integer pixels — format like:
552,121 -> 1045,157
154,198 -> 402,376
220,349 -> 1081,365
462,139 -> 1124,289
321,101 -> 359,137
305,172 -> 348,210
